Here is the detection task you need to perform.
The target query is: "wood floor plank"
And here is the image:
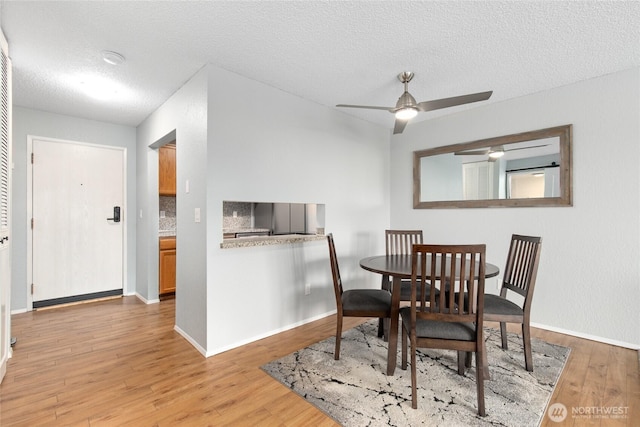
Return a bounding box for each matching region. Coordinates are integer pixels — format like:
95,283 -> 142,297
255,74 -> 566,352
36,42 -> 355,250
577,341 -> 610,414
0,296 -> 636,426
603,346 -> 628,411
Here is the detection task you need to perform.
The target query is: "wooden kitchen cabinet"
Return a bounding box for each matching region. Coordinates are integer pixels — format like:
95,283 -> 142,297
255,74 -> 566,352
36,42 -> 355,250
159,144 -> 176,196
159,237 -> 176,295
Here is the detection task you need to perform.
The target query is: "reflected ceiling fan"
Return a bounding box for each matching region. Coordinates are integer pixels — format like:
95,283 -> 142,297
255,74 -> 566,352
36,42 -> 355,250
454,144 -> 550,162
336,71 -> 493,135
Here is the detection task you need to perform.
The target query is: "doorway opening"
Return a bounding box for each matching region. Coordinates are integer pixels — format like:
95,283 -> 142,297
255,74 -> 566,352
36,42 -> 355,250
158,140 -> 177,301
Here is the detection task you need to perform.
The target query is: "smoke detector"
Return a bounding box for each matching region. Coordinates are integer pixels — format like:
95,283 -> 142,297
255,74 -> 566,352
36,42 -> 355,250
101,50 -> 125,66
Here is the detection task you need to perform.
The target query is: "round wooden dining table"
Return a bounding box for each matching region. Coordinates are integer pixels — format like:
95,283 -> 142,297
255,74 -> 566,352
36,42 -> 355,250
360,254 -> 500,376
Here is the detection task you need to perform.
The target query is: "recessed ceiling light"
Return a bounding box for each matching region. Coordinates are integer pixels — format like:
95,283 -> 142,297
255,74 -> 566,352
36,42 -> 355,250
101,50 -> 125,66
78,75 -> 121,100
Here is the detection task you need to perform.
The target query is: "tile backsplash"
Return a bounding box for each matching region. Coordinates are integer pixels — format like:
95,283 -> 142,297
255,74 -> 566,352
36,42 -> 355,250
159,196 -> 176,231
223,201 -> 252,229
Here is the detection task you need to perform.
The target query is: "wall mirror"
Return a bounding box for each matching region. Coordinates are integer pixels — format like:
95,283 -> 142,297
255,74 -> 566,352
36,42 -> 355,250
413,124 -> 572,208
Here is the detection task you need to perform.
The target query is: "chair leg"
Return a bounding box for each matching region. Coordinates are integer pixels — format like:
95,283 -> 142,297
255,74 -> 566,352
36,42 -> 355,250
379,274 -> 391,341
481,342 -> 491,381
522,321 -> 533,372
410,335 -> 418,409
457,351 -> 465,375
401,323 -> 408,370
334,315 -> 343,360
475,350 -> 486,417
499,321 -> 508,349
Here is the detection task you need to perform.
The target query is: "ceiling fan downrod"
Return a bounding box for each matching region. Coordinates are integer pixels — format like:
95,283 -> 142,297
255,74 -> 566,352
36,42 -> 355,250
395,71 -> 418,116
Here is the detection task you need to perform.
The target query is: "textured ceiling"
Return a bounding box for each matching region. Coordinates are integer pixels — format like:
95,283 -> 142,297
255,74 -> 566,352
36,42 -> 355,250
1,1 -> 639,130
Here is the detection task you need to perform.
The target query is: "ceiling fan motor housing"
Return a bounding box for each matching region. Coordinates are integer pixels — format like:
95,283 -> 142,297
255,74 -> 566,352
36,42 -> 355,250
395,91 -> 417,111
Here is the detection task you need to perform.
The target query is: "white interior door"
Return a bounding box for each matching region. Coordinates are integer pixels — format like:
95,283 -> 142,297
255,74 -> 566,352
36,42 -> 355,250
31,138 -> 124,305
0,28 -> 12,384
0,105 -> 9,384
462,161 -> 495,200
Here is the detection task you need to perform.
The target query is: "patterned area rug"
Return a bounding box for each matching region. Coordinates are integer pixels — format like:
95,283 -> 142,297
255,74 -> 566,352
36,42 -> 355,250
262,321 -> 570,426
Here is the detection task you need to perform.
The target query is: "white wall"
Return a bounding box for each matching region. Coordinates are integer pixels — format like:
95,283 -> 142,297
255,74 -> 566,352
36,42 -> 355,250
137,65 -> 390,355
10,107 -> 137,311
204,66 -> 390,354
136,68 -> 209,349
390,68 -> 640,348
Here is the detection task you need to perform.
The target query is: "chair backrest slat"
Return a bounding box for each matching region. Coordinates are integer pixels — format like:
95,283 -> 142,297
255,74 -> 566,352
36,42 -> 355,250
412,244 -> 486,324
502,235 -> 542,305
385,229 -> 423,255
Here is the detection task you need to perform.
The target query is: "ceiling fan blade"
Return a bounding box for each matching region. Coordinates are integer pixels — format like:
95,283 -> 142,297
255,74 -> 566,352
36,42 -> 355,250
417,90 -> 493,112
393,118 -> 408,134
504,144 -> 549,152
454,149 -> 490,156
335,104 -> 394,111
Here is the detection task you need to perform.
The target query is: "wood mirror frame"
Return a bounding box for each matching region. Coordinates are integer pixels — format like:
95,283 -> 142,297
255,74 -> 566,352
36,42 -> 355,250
413,124 -> 572,208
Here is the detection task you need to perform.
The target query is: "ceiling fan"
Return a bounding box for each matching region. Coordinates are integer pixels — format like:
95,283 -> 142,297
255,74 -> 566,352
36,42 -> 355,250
454,144 -> 550,162
336,71 -> 493,135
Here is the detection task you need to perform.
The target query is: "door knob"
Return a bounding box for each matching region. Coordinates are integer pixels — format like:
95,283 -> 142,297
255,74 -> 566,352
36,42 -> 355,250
107,206 -> 121,223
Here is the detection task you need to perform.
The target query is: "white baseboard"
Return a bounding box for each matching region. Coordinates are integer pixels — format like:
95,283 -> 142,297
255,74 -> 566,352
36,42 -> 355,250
531,321 -> 640,350
134,293 -> 159,305
174,324 -> 207,357
204,310 -> 337,358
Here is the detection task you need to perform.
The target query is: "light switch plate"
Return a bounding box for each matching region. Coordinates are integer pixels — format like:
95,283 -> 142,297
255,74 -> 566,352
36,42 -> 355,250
194,207 -> 201,223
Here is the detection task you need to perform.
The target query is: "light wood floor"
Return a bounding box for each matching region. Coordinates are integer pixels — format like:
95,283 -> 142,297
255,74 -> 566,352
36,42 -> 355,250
1,296 -> 638,426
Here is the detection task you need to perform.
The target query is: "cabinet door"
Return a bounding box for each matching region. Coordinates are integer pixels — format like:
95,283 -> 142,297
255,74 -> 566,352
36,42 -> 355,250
290,203 -> 305,234
273,203 -> 290,234
159,145 -> 176,196
159,249 -> 176,294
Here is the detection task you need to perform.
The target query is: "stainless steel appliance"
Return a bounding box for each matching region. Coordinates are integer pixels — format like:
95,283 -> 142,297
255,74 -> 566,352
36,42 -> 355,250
254,202 -> 315,235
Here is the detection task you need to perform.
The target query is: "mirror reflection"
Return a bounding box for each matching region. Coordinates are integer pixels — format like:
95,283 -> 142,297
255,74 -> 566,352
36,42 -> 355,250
413,125 -> 572,208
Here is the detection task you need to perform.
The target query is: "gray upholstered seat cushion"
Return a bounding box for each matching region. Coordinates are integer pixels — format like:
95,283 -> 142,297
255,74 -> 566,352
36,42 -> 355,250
399,281 -> 439,301
342,289 -> 391,312
400,307 -> 476,341
483,294 -> 523,316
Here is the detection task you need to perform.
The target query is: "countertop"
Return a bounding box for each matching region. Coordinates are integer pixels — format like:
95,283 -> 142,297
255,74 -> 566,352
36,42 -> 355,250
220,233 -> 326,249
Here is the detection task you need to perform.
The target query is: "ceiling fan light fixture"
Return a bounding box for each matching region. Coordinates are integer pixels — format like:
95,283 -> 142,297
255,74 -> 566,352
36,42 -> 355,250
488,149 -> 505,159
395,107 -> 418,120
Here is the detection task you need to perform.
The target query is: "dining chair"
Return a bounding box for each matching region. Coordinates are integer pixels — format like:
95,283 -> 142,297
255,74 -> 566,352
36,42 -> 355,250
377,230 -> 425,338
385,230 -> 442,296
327,233 -> 392,360
483,234 -> 542,372
400,244 -> 487,416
